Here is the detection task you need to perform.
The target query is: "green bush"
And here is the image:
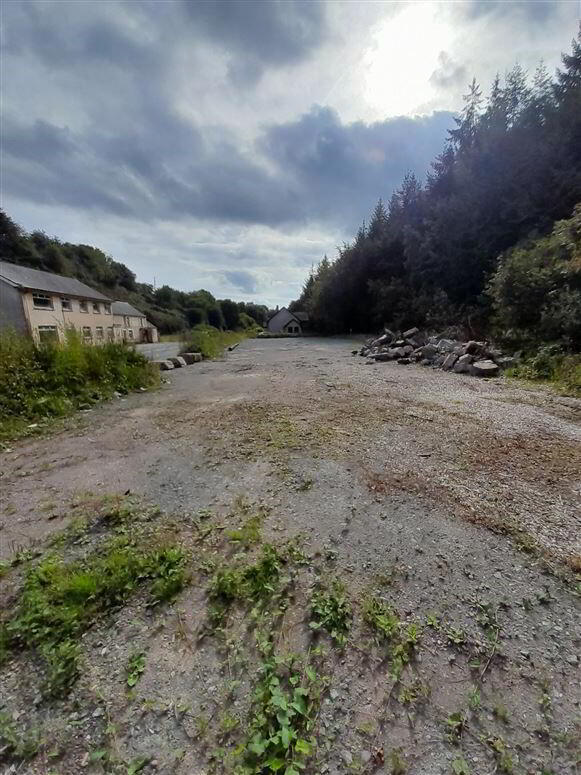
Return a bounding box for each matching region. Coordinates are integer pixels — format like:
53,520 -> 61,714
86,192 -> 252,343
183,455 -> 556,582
0,331 -> 158,440
488,204 -> 581,349
507,346 -> 581,397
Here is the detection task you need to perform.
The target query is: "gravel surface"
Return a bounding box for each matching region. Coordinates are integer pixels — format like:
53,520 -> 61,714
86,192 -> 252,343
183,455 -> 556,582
1,337 -> 579,774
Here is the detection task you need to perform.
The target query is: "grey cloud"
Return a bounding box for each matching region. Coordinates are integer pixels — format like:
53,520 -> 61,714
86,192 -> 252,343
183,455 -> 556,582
223,270 -> 259,293
2,2 -> 159,73
460,0 -> 562,22
3,104 -> 452,231
261,106 -> 454,226
429,52 -> 468,92
183,0 -> 328,83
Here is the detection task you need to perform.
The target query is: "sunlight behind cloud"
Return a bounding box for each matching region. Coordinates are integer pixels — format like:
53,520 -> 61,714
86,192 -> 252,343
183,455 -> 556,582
363,3 -> 455,117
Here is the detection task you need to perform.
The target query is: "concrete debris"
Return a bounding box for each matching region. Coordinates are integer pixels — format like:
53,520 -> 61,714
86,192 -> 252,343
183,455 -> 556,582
169,356 -> 188,368
182,352 -> 203,364
358,328 -> 517,378
152,360 -> 175,370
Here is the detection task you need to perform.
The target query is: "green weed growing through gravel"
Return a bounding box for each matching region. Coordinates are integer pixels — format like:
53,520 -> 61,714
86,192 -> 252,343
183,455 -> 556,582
309,580 -> 352,646
0,539 -> 187,697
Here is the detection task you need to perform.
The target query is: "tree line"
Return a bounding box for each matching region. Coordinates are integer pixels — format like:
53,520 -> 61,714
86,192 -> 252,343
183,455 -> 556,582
290,29 -> 581,350
0,211 -> 268,334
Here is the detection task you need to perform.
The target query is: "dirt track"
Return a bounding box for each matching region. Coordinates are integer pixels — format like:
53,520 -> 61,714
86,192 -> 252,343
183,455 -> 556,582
1,337 -> 580,774
2,337 -> 580,563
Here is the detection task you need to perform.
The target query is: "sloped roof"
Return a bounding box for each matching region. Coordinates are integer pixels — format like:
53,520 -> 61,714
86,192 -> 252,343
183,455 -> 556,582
0,261 -> 111,301
267,306 -> 297,323
112,301 -> 145,317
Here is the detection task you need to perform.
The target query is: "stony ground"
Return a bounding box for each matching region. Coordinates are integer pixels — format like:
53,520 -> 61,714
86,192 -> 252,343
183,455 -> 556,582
1,337 -> 580,775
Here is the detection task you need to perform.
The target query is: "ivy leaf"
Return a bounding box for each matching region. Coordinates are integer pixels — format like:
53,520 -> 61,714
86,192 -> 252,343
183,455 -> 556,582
295,738 -> 312,755
248,738 -> 267,756
305,666 -> 316,681
452,757 -> 471,775
280,725 -> 292,748
265,757 -> 286,771
284,768 -> 300,775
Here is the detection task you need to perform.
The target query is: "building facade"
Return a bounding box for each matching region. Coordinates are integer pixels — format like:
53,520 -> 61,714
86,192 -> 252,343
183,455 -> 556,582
266,307 -> 307,334
0,261 -> 157,344
112,302 -> 158,343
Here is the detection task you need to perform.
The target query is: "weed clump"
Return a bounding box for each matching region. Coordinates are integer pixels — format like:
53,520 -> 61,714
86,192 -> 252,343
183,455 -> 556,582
309,580 -> 352,646
208,544 -> 283,626
0,540 -> 187,697
363,594 -> 420,678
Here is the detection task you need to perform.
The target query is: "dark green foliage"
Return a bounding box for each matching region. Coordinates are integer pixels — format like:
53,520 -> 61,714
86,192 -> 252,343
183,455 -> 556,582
292,31 -> 581,345
0,331 -> 158,439
488,205 -> 581,348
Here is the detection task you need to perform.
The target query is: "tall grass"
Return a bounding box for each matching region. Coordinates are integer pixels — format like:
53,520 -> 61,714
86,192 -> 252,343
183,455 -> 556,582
507,347 -> 581,397
0,331 -> 158,440
181,324 -> 257,359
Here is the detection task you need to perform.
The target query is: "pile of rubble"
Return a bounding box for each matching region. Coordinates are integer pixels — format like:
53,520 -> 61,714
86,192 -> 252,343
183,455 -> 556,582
357,327 -> 515,377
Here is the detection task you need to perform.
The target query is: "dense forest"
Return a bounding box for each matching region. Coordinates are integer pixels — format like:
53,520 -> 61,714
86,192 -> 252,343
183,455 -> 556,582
0,212 -> 269,334
290,29 -> 581,351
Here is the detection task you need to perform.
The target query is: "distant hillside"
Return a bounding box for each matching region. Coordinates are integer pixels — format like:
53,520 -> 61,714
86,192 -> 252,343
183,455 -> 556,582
0,211 -> 268,333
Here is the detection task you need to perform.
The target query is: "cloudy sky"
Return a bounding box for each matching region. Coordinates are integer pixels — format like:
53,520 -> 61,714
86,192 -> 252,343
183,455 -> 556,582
2,1 -> 579,306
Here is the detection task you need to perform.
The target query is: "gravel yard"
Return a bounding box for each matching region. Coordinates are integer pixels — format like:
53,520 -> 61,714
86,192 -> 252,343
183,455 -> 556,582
1,337 -> 580,774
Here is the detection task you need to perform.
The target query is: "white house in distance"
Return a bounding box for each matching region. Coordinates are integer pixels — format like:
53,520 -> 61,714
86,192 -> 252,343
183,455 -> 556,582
0,261 -> 158,344
266,307 -> 308,334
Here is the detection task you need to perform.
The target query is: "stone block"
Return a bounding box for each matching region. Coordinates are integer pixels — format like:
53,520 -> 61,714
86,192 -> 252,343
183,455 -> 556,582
470,359 -> 500,377
169,356 -> 187,368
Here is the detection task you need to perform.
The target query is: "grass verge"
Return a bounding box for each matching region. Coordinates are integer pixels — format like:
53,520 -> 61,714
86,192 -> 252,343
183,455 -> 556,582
0,330 -> 158,441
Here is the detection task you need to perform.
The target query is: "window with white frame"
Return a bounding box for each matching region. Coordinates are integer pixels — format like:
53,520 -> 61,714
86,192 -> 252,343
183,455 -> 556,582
95,326 -> 104,340
82,326 -> 92,340
107,327 -> 114,340
92,302 -> 100,313
127,329 -> 134,339
61,297 -> 72,311
38,325 -> 58,342
32,293 -> 53,309
79,300 -> 89,313
104,303 -> 112,315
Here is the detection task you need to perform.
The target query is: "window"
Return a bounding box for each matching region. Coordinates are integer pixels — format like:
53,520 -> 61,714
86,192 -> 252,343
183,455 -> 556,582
92,302 -> 100,313
107,327 -> 114,341
124,316 -> 130,326
104,303 -> 112,315
127,329 -> 134,340
38,325 -> 58,342
82,326 -> 92,340
79,300 -> 89,313
95,326 -> 104,340
32,293 -> 53,309
61,298 -> 72,311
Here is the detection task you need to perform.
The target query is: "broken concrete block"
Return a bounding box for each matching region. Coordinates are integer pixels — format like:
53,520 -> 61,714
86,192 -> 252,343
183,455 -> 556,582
182,352 -> 203,364
403,326 -> 419,339
470,359 -> 500,377
153,360 -> 174,370
169,356 -> 187,368
453,354 -> 473,373
442,353 -> 459,370
496,356 -> 515,370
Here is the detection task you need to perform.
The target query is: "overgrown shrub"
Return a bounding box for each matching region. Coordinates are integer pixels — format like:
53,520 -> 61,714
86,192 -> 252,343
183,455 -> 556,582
507,347 -> 581,397
0,331 -> 158,439
488,205 -> 581,350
